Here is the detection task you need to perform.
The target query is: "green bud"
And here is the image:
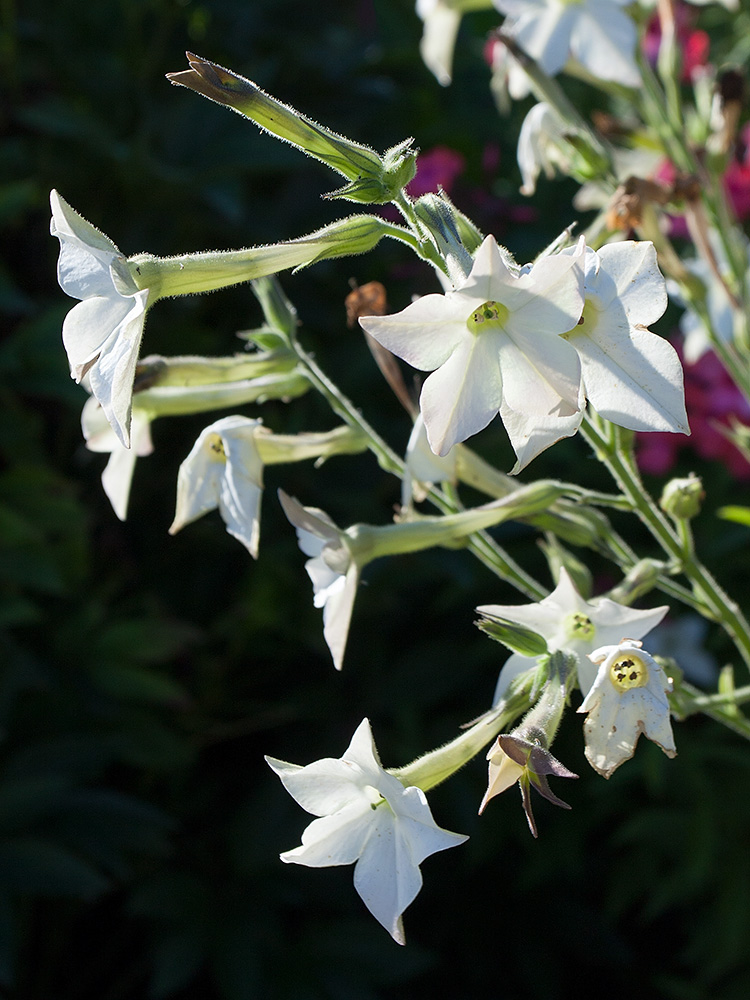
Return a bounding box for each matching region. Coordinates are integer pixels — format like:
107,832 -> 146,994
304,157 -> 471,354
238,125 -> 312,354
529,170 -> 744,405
413,193 -> 475,282
659,473 -> 704,520
475,612 -> 548,657
167,53 -> 417,204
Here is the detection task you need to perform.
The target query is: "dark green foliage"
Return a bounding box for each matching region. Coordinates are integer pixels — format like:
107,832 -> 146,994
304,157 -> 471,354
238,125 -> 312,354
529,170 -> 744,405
3,1 -> 750,997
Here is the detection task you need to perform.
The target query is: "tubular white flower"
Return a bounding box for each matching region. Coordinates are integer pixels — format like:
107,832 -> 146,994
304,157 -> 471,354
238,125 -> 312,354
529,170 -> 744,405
51,190 -> 150,449
360,234 -> 584,461
278,490 -> 358,671
516,102 -> 572,196
577,639 -> 677,777
493,0 -> 640,88
170,415 -> 265,557
479,568 -> 668,701
266,718 -> 468,945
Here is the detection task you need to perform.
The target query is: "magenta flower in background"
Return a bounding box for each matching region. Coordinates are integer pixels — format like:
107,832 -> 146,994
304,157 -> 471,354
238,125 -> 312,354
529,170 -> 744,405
637,348 -> 750,479
406,145 -> 466,198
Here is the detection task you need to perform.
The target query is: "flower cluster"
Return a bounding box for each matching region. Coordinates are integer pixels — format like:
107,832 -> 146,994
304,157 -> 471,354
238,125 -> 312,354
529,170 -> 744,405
360,235 -> 687,471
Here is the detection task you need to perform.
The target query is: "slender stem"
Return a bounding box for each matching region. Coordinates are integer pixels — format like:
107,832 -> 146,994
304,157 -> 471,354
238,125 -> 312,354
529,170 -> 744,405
291,334 -> 545,598
581,413 -> 750,673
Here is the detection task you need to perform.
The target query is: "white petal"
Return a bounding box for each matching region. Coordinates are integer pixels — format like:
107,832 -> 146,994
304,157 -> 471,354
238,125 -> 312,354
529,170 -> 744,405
282,803 -> 375,867
86,289 -> 150,448
359,292 -> 468,372
497,330 -> 581,418
322,563 -> 359,671
419,329 -> 504,456
417,1 -> 461,86
500,400 -> 582,472
100,412 -> 154,520
594,242 -> 667,328
574,320 -> 688,433
570,6 -> 640,88
511,6 -> 576,76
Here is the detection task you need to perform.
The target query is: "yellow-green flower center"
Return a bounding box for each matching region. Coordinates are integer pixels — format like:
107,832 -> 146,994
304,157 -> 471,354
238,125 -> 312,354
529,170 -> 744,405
564,611 -> 595,643
208,433 -> 227,459
565,296 -> 599,339
468,300 -> 509,335
609,652 -> 649,692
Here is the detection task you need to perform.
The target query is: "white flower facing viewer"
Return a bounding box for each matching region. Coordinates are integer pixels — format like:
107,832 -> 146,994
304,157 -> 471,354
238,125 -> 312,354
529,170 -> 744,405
577,639 -> 677,777
360,234 -> 584,461
51,190 -> 150,449
479,568 -> 669,701
266,718 -> 468,944
170,415 -> 265,557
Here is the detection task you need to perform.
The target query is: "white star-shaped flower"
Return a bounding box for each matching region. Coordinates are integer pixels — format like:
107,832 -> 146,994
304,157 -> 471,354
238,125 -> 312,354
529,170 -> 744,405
360,235 -> 584,461
478,568 -> 668,700
266,718 -> 468,944
169,415 -> 265,556
50,190 -> 150,449
82,396 -> 154,521
494,0 -> 640,88
278,490 -> 358,671
577,639 -> 676,777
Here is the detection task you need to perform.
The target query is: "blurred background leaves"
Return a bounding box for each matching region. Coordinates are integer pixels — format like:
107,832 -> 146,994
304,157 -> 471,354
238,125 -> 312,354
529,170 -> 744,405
3,0 -> 750,997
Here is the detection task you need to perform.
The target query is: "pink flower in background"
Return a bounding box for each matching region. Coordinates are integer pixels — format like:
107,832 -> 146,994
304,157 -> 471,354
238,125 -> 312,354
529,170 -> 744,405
723,124 -> 750,222
406,146 -> 466,198
636,348 -> 750,479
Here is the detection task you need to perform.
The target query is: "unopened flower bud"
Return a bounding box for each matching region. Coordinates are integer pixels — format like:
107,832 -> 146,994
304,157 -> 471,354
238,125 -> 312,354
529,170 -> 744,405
659,473 -> 704,520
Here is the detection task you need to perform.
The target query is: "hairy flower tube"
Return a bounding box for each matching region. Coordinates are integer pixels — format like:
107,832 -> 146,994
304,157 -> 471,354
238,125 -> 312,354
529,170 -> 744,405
359,234 -> 584,462
577,639 -> 677,777
478,568 -> 669,701
266,718 -> 468,944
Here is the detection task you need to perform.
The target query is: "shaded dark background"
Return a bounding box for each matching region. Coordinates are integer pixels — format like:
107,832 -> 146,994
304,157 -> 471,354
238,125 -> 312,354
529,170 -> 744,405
4,0 -> 750,997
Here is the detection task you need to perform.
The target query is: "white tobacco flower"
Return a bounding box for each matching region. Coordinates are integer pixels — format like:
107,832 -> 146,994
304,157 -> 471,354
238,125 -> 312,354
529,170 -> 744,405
517,102 -> 572,196
416,0 -> 462,86
479,568 -> 668,702
169,415 -> 265,557
279,490 -> 359,671
266,718 -> 468,945
360,235 -> 584,460
82,396 -> 154,521
494,0 -> 641,88
51,190 -> 150,449
568,241 -> 689,434
577,639 -> 676,777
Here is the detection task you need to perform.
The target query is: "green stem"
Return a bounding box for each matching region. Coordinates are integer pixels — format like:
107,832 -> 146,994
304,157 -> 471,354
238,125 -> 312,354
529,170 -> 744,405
582,413 -> 750,673
291,334 -> 545,599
